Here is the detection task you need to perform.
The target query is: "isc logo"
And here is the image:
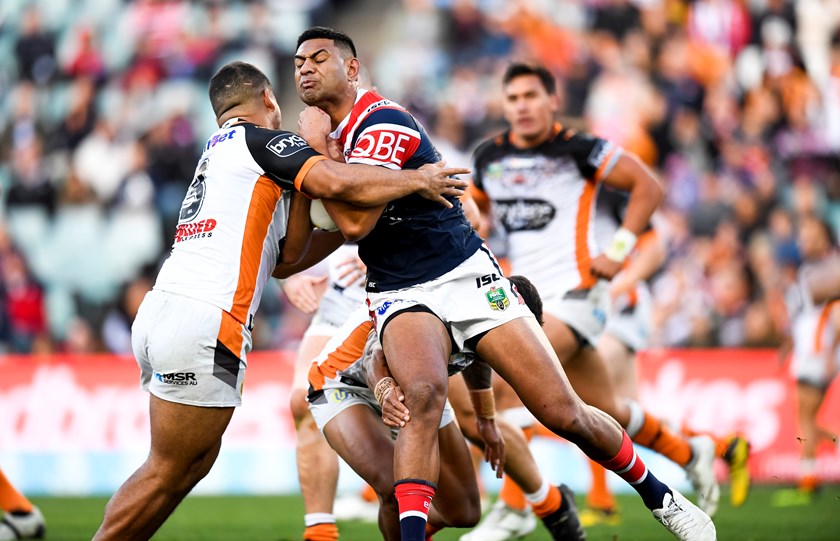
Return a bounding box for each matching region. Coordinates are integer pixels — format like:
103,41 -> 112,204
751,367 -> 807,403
351,127 -> 420,166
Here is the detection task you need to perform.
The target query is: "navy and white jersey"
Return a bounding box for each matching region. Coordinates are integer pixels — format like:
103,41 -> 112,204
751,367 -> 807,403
472,124 -> 622,295
331,89 -> 482,292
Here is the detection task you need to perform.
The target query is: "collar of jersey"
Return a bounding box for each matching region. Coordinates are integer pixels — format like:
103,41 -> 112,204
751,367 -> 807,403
221,117 -> 245,129
329,88 -> 368,140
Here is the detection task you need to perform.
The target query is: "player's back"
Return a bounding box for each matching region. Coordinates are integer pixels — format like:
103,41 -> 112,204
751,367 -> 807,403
154,121 -> 293,328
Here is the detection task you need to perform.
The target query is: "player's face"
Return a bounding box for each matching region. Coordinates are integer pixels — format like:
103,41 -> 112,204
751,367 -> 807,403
294,38 -> 352,106
503,75 -> 558,143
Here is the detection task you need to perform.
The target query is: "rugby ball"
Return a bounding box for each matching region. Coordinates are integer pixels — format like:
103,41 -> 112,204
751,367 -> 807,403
310,199 -> 339,232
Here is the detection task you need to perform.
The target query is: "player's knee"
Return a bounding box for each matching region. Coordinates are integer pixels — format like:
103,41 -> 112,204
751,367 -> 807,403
542,399 -> 586,438
289,388 -> 310,424
402,380 -> 447,418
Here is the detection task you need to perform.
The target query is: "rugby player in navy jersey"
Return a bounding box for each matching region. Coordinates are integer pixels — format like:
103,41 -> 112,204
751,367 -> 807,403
292,26 -> 715,541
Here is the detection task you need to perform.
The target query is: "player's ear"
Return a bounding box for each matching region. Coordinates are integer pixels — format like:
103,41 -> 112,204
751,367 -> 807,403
346,57 -> 360,83
262,88 -> 275,110
549,93 -> 560,113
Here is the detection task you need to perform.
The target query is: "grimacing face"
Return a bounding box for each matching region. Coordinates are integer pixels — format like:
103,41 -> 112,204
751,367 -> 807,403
294,38 -> 353,106
502,74 -> 558,144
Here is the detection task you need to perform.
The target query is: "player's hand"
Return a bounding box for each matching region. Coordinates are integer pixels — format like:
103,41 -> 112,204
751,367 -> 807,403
326,138 -> 346,162
590,254 -> 623,281
415,161 -> 470,208
298,106 -> 331,145
380,383 -> 410,428
281,274 -> 328,313
335,256 -> 367,287
608,271 -> 634,301
476,417 -> 505,478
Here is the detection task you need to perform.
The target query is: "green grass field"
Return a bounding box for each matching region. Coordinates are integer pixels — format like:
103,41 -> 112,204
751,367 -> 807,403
30,485 -> 840,541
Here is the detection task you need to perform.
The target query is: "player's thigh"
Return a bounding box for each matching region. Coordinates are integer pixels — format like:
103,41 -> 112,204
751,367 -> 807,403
541,312 -> 583,365
434,422 -> 481,525
322,404 -> 396,493
476,317 -> 581,430
380,311 -> 451,412
148,394 -> 234,471
597,331 -> 638,398
561,346 -> 622,419
491,371 -> 524,411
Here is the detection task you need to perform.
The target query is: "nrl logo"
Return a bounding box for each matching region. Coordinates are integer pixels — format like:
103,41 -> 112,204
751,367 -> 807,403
486,286 -> 510,311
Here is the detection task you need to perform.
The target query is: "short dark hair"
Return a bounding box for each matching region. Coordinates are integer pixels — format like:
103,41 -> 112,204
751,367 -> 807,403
208,61 -> 272,118
508,275 -> 544,326
297,26 -> 357,58
502,62 -> 556,95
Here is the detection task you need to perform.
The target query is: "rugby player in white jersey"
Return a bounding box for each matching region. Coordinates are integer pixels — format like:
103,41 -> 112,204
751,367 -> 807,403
465,61 -> 719,540
293,27 -> 715,541
777,216 -> 840,505
91,61 -> 469,541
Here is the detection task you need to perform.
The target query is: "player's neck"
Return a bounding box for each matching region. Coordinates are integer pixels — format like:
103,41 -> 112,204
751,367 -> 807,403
317,89 -> 358,131
509,129 -> 552,149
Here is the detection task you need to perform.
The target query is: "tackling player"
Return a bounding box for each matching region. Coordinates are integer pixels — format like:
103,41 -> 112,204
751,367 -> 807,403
92,61 -> 469,541
293,27 -> 714,541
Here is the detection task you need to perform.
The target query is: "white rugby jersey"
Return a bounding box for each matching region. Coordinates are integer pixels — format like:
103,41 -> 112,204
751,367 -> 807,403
472,124 -> 622,295
326,244 -> 366,304
154,119 -> 325,328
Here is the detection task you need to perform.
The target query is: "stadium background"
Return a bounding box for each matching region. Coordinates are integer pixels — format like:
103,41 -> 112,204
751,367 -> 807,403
1,0 -> 839,523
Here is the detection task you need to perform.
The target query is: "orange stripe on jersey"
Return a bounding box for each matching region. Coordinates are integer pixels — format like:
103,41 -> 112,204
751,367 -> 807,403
294,155 -> 328,193
593,148 -> 618,182
309,321 -> 373,391
814,300 -> 840,353
218,310 -> 244,358
230,175 -> 282,324
576,181 -> 597,289
466,183 -> 489,206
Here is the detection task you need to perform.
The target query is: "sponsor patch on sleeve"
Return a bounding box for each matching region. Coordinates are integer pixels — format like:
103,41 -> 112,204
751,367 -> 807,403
266,133 -> 310,158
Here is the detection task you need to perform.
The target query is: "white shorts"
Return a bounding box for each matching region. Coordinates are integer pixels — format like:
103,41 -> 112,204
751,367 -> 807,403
791,309 -> 840,389
541,280 -> 610,347
132,289 -> 250,407
368,247 -> 535,352
605,282 -> 653,352
303,284 -> 365,339
309,375 -> 456,436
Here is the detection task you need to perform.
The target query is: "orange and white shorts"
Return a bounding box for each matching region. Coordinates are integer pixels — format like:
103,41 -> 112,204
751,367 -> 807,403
132,289 -> 250,407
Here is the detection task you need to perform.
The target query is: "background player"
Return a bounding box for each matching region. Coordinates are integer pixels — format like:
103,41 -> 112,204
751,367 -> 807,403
283,245 -> 368,541
465,62 -> 719,539
776,216 -> 839,506
92,61 -> 469,541
294,27 -> 715,541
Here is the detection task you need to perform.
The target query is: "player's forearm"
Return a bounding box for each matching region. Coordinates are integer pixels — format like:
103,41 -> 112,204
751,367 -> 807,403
622,231 -> 666,284
622,173 -> 664,235
806,258 -> 840,304
316,161 -> 424,206
272,230 -> 345,279
461,359 -> 493,391
322,199 -> 383,242
279,192 -> 314,265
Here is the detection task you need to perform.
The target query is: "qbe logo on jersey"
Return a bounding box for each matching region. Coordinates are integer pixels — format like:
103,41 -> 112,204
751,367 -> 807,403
350,124 -> 420,167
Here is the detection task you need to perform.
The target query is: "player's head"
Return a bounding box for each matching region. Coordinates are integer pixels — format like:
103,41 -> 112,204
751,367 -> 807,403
208,61 -> 280,129
501,62 -> 559,145
797,215 -> 835,261
508,275 -> 544,326
295,26 -> 360,106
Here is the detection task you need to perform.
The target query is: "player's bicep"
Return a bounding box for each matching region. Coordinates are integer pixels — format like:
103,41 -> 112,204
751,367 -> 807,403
245,126 -> 325,191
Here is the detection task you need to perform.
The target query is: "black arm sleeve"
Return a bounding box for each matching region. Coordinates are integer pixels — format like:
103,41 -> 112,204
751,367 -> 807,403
243,124 -> 324,191
561,129 -> 618,181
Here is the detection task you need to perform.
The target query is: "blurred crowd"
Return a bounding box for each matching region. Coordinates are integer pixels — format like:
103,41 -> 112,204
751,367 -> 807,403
1,0 -> 839,354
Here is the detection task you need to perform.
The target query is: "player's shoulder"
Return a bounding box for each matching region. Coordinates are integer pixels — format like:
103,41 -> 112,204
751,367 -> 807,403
473,131 -> 510,162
